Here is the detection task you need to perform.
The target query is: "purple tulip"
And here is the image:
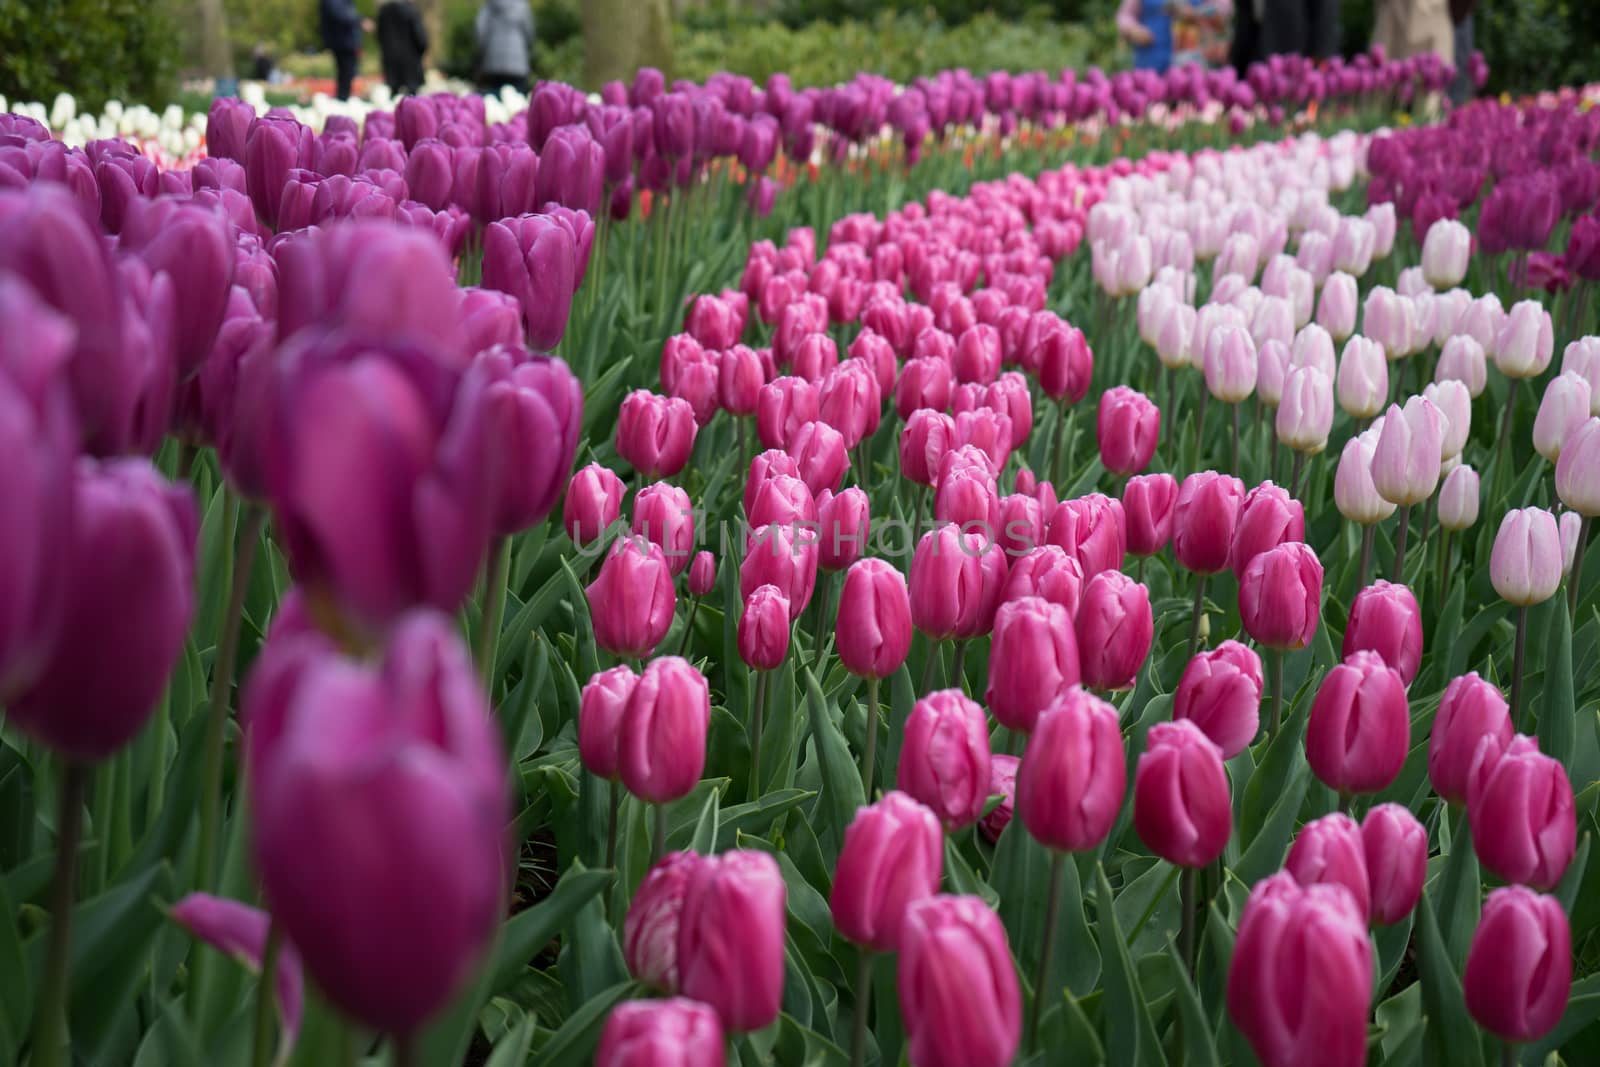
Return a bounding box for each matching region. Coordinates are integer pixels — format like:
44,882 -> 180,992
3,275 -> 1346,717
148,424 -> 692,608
482,214 -> 578,352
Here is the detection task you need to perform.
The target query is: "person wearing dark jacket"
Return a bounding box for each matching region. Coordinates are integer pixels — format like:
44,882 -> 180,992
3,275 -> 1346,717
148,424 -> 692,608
319,0 -> 367,101
1230,0 -> 1341,73
377,0 -> 429,96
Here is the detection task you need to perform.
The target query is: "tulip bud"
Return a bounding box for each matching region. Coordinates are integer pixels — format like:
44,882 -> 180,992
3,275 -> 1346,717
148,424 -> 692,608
1361,803 -> 1427,925
1434,333 -> 1488,398
1173,471 -> 1246,575
1561,338 -> 1600,413
1332,426 -> 1393,525
788,419 -> 849,497
979,754 -> 1020,843
482,214 -> 578,351
1317,271 -> 1358,341
1203,323 -> 1257,403
580,665 -> 639,782
1343,580 -> 1423,685
1469,735 -> 1576,891
620,656 -> 711,804
1465,886 -> 1574,1050
1562,510 -> 1582,575
1371,397 -> 1443,507
1229,482 -> 1305,580
743,449 -> 803,518
1134,719 -> 1231,869
1429,672 -> 1513,805
818,361 -> 882,449
1122,473 -> 1178,557
624,851 -> 701,991
1494,300 -> 1555,379
897,895 -> 1022,1067
741,523 -> 819,619
597,998 -> 726,1067
1335,335 -> 1388,419
1155,301 -> 1197,369
1001,546 -> 1084,616
756,375 -> 819,450
826,559 -> 911,681
1075,571 -> 1153,691
676,850 -> 786,1033
1273,363 -> 1334,454
1254,339 -> 1290,407
995,493 -> 1044,557
814,487 -> 867,572
1046,493 -> 1126,579
898,689 -> 994,829
830,791 -> 944,951
616,390 -> 698,481
1228,872 -> 1372,1067
909,526 -> 1008,641
1363,286 -> 1414,359
1421,218 -> 1471,290
1017,687 -> 1126,852
688,550 -> 716,597
7,459 -> 196,761
1096,385 -> 1161,476
986,596 -> 1079,733
1285,813 -> 1371,920
170,893 -> 305,1045
1433,464 -> 1480,533
1557,417 -> 1600,515
1307,651 -> 1410,795
631,483 -> 694,576
899,409 -> 957,489
717,345 -> 765,417
588,541 -> 677,659
1174,640 -> 1263,758
1490,507 -> 1563,607
1238,541 -> 1322,651
1533,372 -> 1592,463
896,356 -> 953,420
248,614 -> 507,1034
935,447 -> 999,532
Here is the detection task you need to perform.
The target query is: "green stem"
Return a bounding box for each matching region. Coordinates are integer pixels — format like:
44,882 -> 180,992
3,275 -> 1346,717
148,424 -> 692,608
1269,648 -> 1285,740
1502,1040 -> 1518,1067
918,643 -> 940,697
810,571 -> 834,669
1358,523 -> 1376,589
950,640 -> 968,693
1187,573 -> 1208,658
1289,450 -> 1306,501
393,1033 -> 418,1067
851,949 -> 874,1067
250,921 -> 283,1067
1498,378 -> 1519,479
652,802 -> 669,866
1510,606 -> 1529,733
1571,517 -> 1591,618
1392,505 -> 1411,582
676,596 -> 701,659
1179,865 -> 1198,976
478,537 -> 510,686
1192,389 -> 1209,470
605,779 -> 620,873
31,763 -> 87,1067
1230,401 -> 1240,476
195,504 -> 265,893
862,677 -> 880,799
1028,852 -> 1068,1053
1437,528 -> 1453,613
750,671 -> 768,803
1338,792 -> 1352,816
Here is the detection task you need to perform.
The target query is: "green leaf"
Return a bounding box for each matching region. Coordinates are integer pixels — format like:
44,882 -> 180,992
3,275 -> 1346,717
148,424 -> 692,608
800,664 -> 865,849
942,834 -> 998,908
713,789 -> 813,852
1094,863 -> 1168,1067
0,871 -> 26,1067
1415,894 -> 1485,1067
1239,674 -> 1313,850
1433,807 -> 1481,969
990,818 -> 1099,998
1525,972 -> 1600,1062
534,979 -> 637,1067
24,860 -> 175,1063
1536,594 -> 1576,768
415,864 -> 612,1067
688,786 -> 721,854
1375,912 -> 1416,996
1233,743 -> 1311,887
484,1016 -> 536,1067
1166,945 -> 1222,1067
1555,832 -> 1591,917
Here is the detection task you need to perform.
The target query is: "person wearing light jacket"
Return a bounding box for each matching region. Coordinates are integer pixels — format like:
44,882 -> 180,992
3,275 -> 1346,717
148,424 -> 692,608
476,0 -> 534,95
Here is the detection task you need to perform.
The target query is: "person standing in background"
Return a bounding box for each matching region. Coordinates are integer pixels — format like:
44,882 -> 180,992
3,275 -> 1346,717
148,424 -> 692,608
1373,0 -> 1455,67
319,0 -> 370,101
1449,0 -> 1475,104
476,0 -> 535,96
1231,0 -> 1341,72
377,0 -> 429,96
1117,0 -> 1175,72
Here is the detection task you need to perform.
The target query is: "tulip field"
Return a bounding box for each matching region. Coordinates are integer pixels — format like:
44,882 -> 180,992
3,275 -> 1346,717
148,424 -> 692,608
4,42 -> 1600,1067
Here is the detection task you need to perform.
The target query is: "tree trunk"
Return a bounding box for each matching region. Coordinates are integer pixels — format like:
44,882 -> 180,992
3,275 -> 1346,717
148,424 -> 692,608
194,0 -> 233,79
583,0 -> 673,89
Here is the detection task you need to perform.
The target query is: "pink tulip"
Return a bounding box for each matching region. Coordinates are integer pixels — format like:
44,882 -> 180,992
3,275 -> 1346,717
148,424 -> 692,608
835,558 -> 912,679
1134,719 -> 1232,868
900,409 -> 958,488
624,851 -> 702,991
738,585 -> 790,671
909,526 -> 1008,641
741,523 -> 818,619
1342,581 -> 1423,685
1435,334 -> 1487,397
898,689 -> 994,829
1463,887 -> 1572,1043
830,791 -> 944,951
895,356 -> 953,420
1173,640 -> 1263,758
1333,427 -> 1396,525
564,463 -> 625,547
1493,300 -> 1554,380
718,345 -> 765,417
1285,812 -> 1371,920
756,376 -> 819,450
1075,571 -> 1153,691
1556,417 -> 1600,515
632,482 -> 695,576
1096,385 -> 1160,476
1276,365 -> 1334,454
597,998 -> 726,1067
787,419 -> 849,497
1123,473 -> 1178,556
979,755 -> 1020,844
1469,735 -> 1576,891
986,596 -> 1079,733
676,850 -> 786,1032
1227,872 -> 1372,1067
1361,803 -> 1427,926
588,541 -> 677,659
579,665 -> 639,781
816,487 -> 869,571
1017,687 -> 1126,852
1229,482 -> 1305,580
1371,397 -> 1443,507
1490,507 -> 1562,607
1001,546 -> 1084,617
1046,493 -> 1126,579
1306,651 -> 1410,796
1335,335 -> 1387,420
1429,672 -> 1513,805
1173,471 -> 1246,575
897,895 -> 1022,1067
616,390 -> 697,481
620,656 -> 711,804
1421,218 -> 1471,290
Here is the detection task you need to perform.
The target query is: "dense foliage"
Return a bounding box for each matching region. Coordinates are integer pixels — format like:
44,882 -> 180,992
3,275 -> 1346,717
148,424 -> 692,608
0,0 -> 179,112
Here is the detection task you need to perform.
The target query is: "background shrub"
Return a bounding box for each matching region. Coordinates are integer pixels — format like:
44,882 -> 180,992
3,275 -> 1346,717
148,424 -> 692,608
0,0 -> 180,112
